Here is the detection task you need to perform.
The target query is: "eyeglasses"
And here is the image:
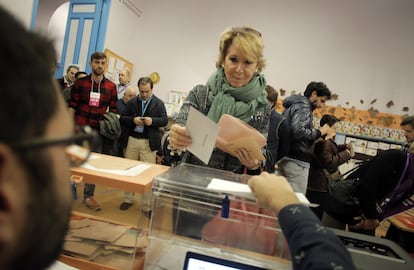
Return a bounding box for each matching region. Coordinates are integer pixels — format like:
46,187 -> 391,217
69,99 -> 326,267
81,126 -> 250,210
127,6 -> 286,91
8,125 -> 97,167
232,27 -> 262,38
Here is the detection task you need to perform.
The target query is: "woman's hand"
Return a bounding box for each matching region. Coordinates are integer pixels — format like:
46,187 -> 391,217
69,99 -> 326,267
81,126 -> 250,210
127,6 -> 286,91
234,148 -> 260,170
349,216 -> 379,230
169,124 -> 192,150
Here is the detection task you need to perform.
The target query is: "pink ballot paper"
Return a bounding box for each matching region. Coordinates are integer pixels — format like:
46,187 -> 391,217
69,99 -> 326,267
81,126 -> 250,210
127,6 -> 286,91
216,114 -> 266,160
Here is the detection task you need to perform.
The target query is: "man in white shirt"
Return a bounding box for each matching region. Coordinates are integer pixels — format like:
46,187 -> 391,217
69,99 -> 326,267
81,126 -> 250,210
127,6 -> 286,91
117,68 -> 132,99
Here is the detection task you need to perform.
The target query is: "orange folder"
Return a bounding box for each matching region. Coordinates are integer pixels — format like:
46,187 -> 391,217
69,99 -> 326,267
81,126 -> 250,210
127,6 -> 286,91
216,114 -> 266,160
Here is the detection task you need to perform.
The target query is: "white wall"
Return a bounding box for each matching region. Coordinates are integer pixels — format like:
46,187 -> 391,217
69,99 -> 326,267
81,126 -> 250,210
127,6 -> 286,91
0,0 -> 35,29
105,0 -> 414,116
105,0 -> 143,83
7,0 -> 414,115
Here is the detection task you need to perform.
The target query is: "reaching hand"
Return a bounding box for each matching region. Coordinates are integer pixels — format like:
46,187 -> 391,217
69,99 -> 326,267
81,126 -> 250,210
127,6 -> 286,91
248,173 -> 299,213
346,143 -> 355,157
349,216 -> 379,230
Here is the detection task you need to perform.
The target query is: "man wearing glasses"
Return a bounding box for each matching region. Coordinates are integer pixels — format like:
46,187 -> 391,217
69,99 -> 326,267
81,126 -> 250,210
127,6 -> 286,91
0,6 -> 96,269
69,52 -> 119,211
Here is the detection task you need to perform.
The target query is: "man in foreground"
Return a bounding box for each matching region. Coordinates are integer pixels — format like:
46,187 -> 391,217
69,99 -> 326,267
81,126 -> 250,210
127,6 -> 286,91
0,6 -> 83,269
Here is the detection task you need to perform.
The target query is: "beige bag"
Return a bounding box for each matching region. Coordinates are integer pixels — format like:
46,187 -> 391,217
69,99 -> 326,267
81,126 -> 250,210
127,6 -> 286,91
322,169 -> 342,182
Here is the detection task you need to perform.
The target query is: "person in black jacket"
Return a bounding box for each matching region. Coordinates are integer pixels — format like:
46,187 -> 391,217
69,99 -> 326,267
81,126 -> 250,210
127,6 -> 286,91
323,149 -> 414,236
265,85 -> 289,172
119,77 -> 168,211
57,65 -> 79,90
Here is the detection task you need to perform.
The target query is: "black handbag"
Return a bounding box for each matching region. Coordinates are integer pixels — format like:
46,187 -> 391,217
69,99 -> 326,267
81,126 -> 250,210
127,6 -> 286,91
328,177 -> 360,207
326,164 -> 364,218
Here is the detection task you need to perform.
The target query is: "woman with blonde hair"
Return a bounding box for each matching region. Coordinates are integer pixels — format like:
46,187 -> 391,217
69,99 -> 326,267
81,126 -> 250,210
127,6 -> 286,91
168,27 -> 270,172
166,26 -> 271,239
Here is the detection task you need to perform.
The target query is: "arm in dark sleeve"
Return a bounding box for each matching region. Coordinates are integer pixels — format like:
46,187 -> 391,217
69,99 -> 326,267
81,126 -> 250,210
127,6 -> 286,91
150,100 -> 168,127
175,85 -> 209,126
265,113 -> 278,173
279,204 -> 356,270
68,82 -> 79,109
359,150 -> 406,219
277,118 -> 290,161
119,101 -> 137,128
108,86 -> 119,114
289,104 -> 321,143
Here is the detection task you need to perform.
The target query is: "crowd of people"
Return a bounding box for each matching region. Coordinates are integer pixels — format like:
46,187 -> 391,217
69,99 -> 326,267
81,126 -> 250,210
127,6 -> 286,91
54,20 -> 414,269
2,3 -> 414,268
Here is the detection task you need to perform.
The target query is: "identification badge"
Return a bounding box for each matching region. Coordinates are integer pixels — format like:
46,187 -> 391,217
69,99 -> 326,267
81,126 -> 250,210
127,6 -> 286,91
89,92 -> 101,107
134,125 -> 144,133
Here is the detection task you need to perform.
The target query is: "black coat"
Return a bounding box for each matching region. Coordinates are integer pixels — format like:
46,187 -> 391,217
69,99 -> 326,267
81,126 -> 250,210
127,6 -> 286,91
119,95 -> 168,151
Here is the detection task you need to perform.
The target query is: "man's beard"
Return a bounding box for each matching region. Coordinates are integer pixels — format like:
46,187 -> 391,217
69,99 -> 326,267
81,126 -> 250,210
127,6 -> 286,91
8,151 -> 72,270
92,68 -> 104,76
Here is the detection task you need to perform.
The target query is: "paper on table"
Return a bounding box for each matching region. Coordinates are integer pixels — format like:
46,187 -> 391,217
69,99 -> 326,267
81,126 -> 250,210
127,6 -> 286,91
87,157 -> 139,170
186,106 -> 220,164
81,155 -> 151,176
46,260 -> 80,270
207,178 -> 310,206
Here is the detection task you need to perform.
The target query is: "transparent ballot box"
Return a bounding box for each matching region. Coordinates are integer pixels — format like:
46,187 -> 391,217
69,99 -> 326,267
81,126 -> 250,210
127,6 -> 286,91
61,154 -> 170,269
144,163 -> 291,270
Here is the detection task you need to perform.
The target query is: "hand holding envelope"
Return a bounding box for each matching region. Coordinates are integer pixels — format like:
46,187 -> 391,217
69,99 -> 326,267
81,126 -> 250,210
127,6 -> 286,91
181,107 -> 266,165
216,114 -> 266,161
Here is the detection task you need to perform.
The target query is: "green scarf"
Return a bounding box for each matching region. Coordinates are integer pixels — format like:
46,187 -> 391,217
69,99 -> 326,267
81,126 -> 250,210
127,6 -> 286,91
206,68 -> 267,123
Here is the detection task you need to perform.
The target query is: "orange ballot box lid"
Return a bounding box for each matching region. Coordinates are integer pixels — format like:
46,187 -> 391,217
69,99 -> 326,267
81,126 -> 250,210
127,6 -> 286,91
71,153 -> 170,194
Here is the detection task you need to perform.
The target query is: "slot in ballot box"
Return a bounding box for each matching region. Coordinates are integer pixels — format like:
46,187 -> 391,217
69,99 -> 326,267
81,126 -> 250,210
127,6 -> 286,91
144,163 -> 291,270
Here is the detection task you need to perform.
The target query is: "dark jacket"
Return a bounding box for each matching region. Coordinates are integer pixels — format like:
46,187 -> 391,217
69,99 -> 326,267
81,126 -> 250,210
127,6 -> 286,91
57,77 -> 65,90
280,204 -> 356,270
308,139 -> 351,192
265,109 -> 289,172
326,150 -> 414,223
356,150 -> 412,219
282,95 -> 321,162
120,95 -> 168,151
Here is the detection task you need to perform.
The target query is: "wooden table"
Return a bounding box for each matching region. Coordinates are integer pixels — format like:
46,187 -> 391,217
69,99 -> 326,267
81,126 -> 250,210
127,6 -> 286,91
386,208 -> 414,254
63,153 -> 170,270
388,208 -> 414,233
70,153 -> 170,194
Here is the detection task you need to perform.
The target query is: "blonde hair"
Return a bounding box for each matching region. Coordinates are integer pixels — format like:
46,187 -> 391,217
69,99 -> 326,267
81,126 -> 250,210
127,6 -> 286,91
216,26 -> 265,72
